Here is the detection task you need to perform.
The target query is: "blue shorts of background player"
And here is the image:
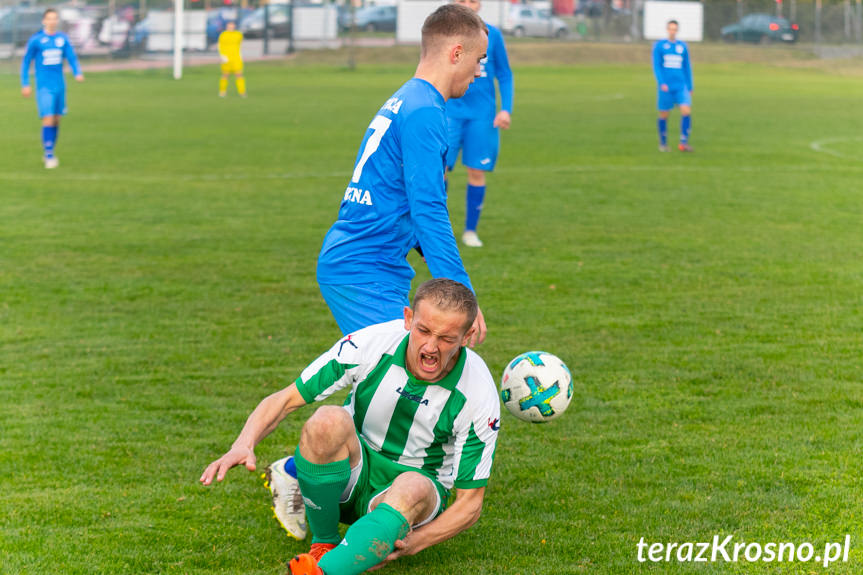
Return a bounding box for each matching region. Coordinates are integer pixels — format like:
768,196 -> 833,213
319,282 -> 409,335
446,117 -> 500,172
657,87 -> 691,111
37,88 -> 66,118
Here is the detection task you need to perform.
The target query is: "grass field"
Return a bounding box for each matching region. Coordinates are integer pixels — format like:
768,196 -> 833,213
2,44 -> 863,574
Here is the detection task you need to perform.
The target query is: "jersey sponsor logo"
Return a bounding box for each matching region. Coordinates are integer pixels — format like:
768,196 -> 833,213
56,37 -> 65,47
338,334 -> 358,355
675,44 -> 683,54
381,97 -> 403,115
343,186 -> 373,206
480,158 -> 491,165
488,417 -> 500,431
663,54 -> 683,69
42,48 -> 62,66
395,386 -> 429,406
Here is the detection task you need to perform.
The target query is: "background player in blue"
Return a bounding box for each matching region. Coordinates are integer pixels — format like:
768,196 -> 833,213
653,20 -> 693,153
21,8 -> 84,169
317,4 -> 488,346
446,0 -> 513,248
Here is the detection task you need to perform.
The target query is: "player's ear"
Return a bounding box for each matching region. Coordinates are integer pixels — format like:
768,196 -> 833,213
461,323 -> 476,347
403,306 -> 413,331
450,43 -> 464,65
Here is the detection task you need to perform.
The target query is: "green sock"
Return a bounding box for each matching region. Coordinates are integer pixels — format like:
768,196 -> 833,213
294,448 -> 351,544
318,503 -> 410,575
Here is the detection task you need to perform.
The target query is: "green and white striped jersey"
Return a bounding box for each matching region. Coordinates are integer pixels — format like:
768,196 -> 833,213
294,320 -> 500,490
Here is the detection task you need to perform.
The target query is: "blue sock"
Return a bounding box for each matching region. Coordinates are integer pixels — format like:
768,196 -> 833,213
465,184 -> 485,232
680,115 -> 691,143
283,456 -> 297,478
444,178 -> 449,193
658,118 -> 667,147
42,126 -> 57,159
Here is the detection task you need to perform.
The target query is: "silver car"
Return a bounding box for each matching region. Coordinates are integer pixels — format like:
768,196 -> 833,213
503,5 -> 569,38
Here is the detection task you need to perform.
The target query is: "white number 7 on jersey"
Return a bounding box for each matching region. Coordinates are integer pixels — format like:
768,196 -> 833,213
351,115 -> 393,184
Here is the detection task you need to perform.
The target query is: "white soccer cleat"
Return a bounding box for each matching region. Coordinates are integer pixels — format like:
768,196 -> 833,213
462,230 -> 483,248
44,157 -> 59,169
265,456 -> 307,540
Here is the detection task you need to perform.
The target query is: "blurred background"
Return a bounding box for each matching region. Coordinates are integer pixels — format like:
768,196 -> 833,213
2,0 -> 863,66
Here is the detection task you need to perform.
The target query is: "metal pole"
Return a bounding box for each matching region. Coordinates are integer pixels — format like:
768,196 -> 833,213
173,0 -> 183,79
287,0 -> 294,54
263,2 -> 269,55
815,0 -> 821,46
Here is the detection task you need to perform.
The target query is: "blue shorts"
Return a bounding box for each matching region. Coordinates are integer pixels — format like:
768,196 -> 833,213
37,88 -> 66,118
446,116 -> 500,172
319,282 -> 409,335
658,87 -> 691,111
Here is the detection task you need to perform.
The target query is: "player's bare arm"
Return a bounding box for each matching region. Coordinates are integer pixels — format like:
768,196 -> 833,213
200,383 -> 307,485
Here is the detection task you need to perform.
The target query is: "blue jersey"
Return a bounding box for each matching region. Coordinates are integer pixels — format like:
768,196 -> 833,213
652,40 -> 692,91
446,24 -> 513,120
317,78 -> 473,292
21,31 -> 81,92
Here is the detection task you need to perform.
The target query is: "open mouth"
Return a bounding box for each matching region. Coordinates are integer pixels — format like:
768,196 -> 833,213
419,352 -> 439,374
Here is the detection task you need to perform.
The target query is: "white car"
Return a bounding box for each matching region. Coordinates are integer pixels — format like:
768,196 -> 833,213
503,5 -> 569,38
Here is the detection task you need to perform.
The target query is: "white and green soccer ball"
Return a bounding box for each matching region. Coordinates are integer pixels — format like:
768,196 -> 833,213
500,351 -> 573,423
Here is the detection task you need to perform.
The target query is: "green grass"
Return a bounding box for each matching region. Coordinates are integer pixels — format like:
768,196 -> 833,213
2,46 -> 863,574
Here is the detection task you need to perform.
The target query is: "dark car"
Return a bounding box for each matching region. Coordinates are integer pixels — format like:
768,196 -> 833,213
241,3 -> 291,39
721,13 -> 799,43
207,8 -> 252,45
0,8 -> 44,46
339,5 -> 397,33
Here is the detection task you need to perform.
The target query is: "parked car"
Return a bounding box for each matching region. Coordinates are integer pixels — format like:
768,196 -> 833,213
338,5 -> 397,32
207,8 -> 252,45
0,7 -> 44,46
721,13 -> 799,43
503,5 -> 569,38
241,3 -> 291,39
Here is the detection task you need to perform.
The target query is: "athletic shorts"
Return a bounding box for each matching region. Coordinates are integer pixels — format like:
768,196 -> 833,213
338,434 -> 448,527
446,116 -> 500,172
658,87 -> 691,111
36,88 -> 66,118
221,60 -> 243,74
318,282 -> 409,335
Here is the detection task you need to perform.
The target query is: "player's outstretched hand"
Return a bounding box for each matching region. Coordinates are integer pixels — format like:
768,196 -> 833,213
493,110 -> 511,130
75,75 -> 84,82
368,536 -> 416,571
660,84 -> 669,92
21,86 -> 31,98
467,306 -> 487,348
199,446 -> 256,485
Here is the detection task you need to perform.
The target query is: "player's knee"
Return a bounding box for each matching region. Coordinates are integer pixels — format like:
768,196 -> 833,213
380,472 -> 436,516
301,406 -> 353,447
467,169 -> 486,187
659,111 -> 670,120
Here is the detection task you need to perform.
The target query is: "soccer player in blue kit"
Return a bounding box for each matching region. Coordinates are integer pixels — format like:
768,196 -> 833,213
653,20 -> 693,152
446,0 -> 513,248
21,8 -> 84,169
316,3 -> 488,347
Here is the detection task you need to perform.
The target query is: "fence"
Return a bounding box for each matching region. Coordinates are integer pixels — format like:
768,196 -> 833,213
4,0 -> 863,65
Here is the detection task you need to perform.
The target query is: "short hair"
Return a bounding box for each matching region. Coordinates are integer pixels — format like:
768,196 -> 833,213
412,278 -> 478,330
421,4 -> 486,56
43,8 -> 58,17
667,19 -> 679,27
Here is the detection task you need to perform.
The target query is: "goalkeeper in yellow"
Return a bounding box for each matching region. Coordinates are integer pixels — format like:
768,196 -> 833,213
218,21 -> 246,98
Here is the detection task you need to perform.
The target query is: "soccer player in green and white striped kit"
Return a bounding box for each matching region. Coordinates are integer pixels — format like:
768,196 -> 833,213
200,279 -> 500,575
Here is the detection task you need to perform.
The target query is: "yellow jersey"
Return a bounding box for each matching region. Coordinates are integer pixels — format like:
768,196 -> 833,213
218,30 -> 243,63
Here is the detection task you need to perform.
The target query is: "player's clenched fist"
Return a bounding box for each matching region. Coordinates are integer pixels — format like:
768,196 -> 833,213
21,86 -> 31,97
200,446 -> 256,485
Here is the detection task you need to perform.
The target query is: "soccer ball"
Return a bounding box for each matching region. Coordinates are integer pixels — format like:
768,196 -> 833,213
500,351 -> 573,423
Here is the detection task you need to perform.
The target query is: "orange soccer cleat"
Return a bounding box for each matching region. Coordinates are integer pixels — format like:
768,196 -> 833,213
288,553 -> 322,575
309,543 -> 336,561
